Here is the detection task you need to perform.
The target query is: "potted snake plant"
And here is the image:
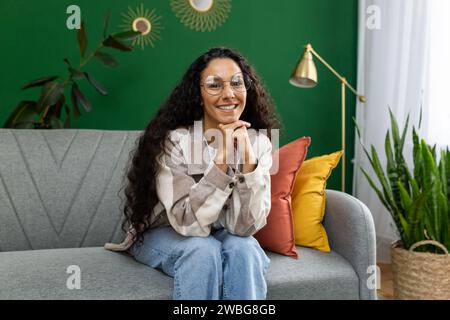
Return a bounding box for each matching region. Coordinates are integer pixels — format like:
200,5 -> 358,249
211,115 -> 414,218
355,109 -> 450,300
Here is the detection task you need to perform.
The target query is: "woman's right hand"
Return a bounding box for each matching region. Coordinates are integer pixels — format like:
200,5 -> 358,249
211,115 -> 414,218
214,120 -> 251,172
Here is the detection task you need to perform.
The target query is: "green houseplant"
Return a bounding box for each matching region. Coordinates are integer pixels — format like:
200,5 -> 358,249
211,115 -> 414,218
355,109 -> 450,299
3,12 -> 140,129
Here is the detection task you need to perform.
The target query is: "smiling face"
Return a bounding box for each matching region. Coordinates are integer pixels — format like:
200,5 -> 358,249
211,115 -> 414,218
200,58 -> 247,130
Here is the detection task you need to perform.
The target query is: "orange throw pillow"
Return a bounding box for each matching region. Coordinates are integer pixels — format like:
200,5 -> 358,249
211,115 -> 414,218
254,137 -> 311,259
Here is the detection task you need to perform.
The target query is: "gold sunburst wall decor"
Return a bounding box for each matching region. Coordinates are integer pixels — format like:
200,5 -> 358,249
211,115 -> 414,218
120,4 -> 163,49
171,0 -> 232,32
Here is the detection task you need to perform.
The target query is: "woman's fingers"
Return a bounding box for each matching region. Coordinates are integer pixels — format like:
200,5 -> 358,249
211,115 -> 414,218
219,120 -> 251,131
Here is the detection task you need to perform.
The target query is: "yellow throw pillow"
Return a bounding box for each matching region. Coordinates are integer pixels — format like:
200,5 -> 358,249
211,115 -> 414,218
291,151 -> 343,252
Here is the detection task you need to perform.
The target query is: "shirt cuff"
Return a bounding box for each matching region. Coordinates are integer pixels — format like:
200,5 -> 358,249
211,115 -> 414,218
203,161 -> 235,192
236,161 -> 264,189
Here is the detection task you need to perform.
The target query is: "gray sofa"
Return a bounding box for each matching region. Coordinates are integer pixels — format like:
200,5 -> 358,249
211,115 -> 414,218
0,129 -> 377,300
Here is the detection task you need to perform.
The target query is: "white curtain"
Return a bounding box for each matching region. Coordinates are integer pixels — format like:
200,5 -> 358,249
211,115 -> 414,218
353,0 -> 432,263
427,0 -> 450,149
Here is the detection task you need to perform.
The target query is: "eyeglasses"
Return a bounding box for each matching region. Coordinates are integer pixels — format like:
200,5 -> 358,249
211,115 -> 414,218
200,73 -> 252,96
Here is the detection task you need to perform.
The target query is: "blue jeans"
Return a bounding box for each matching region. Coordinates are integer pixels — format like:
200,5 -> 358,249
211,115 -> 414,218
129,226 -> 270,300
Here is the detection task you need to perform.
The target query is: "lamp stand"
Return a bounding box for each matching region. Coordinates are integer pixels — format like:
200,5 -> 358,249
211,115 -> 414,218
341,80 -> 346,193
289,44 -> 366,193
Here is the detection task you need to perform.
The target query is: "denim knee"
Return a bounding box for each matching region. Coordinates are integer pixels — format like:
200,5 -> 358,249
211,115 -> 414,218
221,235 -> 270,270
174,236 -> 222,265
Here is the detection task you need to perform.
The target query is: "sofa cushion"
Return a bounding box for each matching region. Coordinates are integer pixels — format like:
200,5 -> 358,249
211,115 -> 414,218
0,247 -> 173,299
266,246 -> 359,299
0,246 -> 359,300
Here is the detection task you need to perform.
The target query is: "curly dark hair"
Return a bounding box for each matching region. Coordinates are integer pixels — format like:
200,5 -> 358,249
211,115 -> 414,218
122,47 -> 281,244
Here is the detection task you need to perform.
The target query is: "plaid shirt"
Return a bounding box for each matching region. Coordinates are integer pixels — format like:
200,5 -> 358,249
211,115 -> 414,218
105,121 -> 272,252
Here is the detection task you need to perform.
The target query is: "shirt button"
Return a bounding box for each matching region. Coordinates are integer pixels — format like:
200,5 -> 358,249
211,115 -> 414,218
229,182 -> 235,188
238,176 -> 245,183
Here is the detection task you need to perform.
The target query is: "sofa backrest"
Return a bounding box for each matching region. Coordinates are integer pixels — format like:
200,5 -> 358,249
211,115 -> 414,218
0,129 -> 142,252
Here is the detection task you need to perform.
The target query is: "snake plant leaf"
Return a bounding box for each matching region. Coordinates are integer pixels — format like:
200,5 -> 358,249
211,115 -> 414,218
3,101 -> 38,128
446,148 -> 450,203
389,108 -> 401,160
37,82 -> 64,113
421,140 -> 441,239
361,167 -> 391,211
21,76 -> 59,90
371,145 -> 398,212
438,191 -> 449,247
440,150 -> 448,198
71,83 -> 92,113
83,72 -> 108,96
409,183 -> 434,246
103,35 -> 133,51
412,127 -> 423,185
385,130 -> 396,184
399,114 -> 410,159
402,163 -> 419,197
385,130 -> 401,206
77,21 -> 88,57
94,51 -> 119,68
398,180 -> 413,211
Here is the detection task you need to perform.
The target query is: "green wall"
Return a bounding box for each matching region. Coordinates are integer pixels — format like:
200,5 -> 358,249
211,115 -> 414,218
0,0 -> 358,191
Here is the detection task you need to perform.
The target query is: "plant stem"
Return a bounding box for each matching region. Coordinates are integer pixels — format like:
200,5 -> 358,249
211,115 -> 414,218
79,43 -> 104,68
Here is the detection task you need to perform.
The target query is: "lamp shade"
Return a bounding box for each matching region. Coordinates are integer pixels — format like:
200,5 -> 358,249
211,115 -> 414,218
289,49 -> 317,88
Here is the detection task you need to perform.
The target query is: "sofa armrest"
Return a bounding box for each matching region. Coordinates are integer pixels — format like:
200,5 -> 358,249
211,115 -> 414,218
323,189 -> 377,300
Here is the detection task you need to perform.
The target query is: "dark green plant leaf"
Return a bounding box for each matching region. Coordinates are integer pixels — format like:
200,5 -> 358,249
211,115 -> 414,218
412,127 -> 423,186
70,85 -> 82,118
3,101 -> 38,128
72,83 -> 92,112
63,58 -> 72,67
22,76 -> 58,90
112,30 -> 141,41
440,150 -> 448,199
64,105 -> 71,128
103,10 -> 111,39
421,140 -> 441,239
77,21 -> 88,57
37,82 -> 64,112
50,95 -> 65,119
361,167 -> 391,212
69,68 -> 85,80
83,72 -> 108,95
13,121 -> 36,129
48,115 -> 64,129
103,35 -> 133,51
94,51 -> 119,68
402,163 -> 419,198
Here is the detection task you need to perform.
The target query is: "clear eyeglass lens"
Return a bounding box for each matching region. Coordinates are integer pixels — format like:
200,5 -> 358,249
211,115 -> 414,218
203,74 -> 251,95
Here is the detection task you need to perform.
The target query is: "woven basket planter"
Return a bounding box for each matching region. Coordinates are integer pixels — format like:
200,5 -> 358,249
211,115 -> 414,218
391,240 -> 450,300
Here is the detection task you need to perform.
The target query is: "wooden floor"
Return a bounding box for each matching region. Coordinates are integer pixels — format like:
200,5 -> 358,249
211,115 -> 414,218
377,263 -> 394,300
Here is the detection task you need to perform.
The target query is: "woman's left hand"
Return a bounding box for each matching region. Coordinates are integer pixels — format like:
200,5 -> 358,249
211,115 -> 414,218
230,125 -> 257,173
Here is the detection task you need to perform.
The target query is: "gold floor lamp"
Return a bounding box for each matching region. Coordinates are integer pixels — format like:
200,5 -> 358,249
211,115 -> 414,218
289,43 -> 366,193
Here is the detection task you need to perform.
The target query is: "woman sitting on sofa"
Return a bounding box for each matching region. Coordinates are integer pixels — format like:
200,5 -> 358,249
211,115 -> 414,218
105,47 -> 280,300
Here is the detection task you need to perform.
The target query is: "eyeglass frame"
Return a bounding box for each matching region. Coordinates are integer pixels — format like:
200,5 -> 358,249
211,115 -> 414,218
199,72 -> 253,96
